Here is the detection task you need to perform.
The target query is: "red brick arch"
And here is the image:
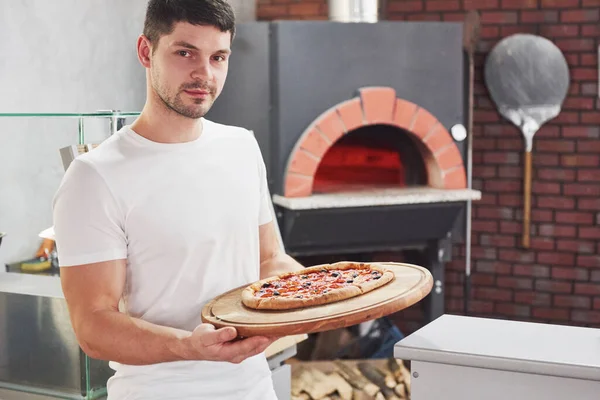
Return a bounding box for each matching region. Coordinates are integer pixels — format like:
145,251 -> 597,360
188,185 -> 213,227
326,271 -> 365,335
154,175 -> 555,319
284,86 -> 467,197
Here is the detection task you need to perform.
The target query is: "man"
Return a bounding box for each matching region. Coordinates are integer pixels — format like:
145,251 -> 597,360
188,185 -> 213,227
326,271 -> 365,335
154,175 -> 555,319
52,1 -> 305,399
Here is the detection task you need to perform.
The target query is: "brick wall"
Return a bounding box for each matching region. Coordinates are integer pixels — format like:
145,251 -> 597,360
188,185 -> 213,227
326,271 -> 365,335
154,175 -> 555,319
257,0 -> 600,333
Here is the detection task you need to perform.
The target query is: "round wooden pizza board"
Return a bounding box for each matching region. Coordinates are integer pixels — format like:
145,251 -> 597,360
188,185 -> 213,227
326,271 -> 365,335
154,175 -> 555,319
201,262 -> 433,337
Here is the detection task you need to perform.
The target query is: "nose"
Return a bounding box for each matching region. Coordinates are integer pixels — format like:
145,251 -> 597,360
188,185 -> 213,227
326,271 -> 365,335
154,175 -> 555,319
191,58 -> 213,81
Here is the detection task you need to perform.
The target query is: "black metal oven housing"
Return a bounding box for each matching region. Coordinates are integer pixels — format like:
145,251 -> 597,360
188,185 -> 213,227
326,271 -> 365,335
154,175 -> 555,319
207,20 -> 472,322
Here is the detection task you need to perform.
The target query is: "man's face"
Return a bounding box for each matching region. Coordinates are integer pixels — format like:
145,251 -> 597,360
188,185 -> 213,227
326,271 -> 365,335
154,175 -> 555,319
147,22 -> 231,119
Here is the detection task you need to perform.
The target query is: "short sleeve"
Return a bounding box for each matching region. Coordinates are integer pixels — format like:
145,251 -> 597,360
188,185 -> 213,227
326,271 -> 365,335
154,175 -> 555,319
52,159 -> 127,267
253,136 -> 273,226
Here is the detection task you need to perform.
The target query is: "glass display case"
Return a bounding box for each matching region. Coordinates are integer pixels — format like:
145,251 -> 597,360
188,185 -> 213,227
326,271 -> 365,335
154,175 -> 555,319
0,111 -> 141,143
0,111 -> 140,400
0,110 -> 141,276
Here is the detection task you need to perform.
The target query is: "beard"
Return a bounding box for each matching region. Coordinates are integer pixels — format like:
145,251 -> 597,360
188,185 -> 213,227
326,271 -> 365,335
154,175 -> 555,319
151,67 -> 216,119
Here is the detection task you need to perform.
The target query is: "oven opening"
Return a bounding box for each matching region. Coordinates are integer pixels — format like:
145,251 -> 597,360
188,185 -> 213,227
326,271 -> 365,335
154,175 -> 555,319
312,124 -> 428,194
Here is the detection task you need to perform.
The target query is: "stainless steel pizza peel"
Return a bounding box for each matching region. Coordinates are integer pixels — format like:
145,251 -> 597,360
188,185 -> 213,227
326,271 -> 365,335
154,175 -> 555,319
484,34 -> 570,248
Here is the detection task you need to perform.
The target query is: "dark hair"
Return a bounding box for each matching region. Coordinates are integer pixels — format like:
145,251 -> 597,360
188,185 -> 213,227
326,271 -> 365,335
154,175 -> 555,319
143,0 -> 236,47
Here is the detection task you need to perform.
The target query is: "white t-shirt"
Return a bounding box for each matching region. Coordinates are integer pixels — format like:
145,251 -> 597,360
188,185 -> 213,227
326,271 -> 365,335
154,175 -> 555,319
52,118 -> 278,400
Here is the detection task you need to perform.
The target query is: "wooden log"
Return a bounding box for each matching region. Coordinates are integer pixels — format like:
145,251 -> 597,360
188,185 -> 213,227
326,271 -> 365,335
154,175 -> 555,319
387,358 -> 405,384
400,362 -> 411,396
357,362 -> 402,400
293,367 -> 337,400
327,372 -> 354,400
334,360 -> 380,397
375,392 -> 387,400
291,367 -> 306,397
384,370 -> 397,389
353,389 -> 375,400
291,393 -> 310,400
394,383 -> 406,398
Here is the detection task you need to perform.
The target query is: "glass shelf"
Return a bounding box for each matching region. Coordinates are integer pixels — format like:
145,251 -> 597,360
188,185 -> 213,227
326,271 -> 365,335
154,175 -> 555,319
0,111 -> 141,117
0,111 -> 141,144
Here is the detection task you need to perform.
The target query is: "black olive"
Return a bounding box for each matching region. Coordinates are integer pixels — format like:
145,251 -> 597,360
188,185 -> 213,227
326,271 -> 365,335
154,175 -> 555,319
373,276 -> 381,280
273,291 -> 280,296
331,272 -> 339,277
295,295 -> 303,298
346,279 -> 354,283
323,290 -> 328,294
303,282 -> 312,286
262,283 -> 271,288
352,273 -> 358,278
320,269 -> 328,273
372,271 -> 380,275
301,275 -> 308,279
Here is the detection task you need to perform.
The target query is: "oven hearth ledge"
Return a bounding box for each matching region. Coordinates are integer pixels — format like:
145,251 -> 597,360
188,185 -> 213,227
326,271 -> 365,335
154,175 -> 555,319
272,187 -> 481,210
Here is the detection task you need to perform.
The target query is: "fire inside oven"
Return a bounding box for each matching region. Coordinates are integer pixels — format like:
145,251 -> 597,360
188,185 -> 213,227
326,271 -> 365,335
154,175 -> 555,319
312,124 -> 427,194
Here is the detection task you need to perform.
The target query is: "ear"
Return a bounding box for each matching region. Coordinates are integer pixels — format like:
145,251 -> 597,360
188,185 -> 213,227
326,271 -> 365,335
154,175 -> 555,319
137,35 -> 153,68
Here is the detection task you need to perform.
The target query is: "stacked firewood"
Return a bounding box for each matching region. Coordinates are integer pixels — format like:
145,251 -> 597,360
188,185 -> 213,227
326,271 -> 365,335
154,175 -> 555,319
291,358 -> 411,400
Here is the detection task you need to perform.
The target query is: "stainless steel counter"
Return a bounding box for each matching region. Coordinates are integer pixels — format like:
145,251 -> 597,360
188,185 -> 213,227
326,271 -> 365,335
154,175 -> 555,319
0,273 -> 63,298
0,273 -> 111,399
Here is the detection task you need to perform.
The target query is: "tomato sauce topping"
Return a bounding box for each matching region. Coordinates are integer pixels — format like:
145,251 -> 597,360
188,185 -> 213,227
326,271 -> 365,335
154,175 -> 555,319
255,268 -> 382,299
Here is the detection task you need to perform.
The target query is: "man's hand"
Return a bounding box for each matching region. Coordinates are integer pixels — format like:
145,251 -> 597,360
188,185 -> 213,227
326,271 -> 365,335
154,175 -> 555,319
184,324 -> 279,364
60,259 -> 279,366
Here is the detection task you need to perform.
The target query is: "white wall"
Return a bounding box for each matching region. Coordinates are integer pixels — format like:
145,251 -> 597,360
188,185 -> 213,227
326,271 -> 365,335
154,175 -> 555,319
0,0 -> 149,267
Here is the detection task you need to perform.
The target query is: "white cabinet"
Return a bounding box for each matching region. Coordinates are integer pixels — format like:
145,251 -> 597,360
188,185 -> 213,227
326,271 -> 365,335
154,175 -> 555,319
394,314 -> 600,400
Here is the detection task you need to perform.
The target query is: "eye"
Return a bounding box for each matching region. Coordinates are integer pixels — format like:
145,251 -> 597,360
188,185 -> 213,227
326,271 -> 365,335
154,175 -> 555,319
213,55 -> 227,62
178,50 -> 190,57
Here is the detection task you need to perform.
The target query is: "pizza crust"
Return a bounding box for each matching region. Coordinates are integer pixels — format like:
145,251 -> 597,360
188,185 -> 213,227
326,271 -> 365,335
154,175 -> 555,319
357,269 -> 395,293
241,262 -> 394,311
241,286 -> 263,309
251,285 -> 362,310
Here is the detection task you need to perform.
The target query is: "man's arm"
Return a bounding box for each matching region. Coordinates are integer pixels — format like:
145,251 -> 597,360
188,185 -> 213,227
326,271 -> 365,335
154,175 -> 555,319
54,158 -> 276,365
259,221 -> 305,279
60,260 -> 276,365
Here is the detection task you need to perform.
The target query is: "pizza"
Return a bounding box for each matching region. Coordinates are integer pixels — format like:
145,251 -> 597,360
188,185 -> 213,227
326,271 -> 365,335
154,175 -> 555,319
241,262 -> 394,310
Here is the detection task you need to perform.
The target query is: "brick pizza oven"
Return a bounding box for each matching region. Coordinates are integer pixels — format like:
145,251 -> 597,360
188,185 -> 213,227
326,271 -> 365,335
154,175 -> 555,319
207,20 -> 481,321
282,86 -> 467,197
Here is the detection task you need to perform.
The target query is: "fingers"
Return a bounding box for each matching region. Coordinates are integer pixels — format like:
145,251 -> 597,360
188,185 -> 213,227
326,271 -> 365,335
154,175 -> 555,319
217,327 -> 238,343
194,324 -> 237,347
229,340 -> 272,364
268,336 -> 283,343
219,335 -> 271,363
190,324 -> 281,364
